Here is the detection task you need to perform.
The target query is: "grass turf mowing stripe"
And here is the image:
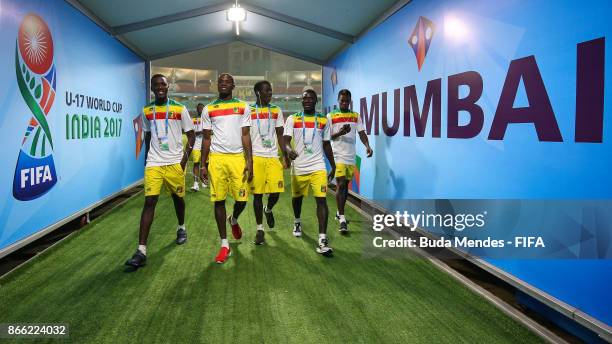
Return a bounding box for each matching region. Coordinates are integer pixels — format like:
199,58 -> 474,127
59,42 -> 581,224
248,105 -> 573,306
0,168 -> 543,343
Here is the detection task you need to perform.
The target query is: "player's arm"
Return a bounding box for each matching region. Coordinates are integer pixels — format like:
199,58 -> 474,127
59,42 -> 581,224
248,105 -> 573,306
200,129 -> 211,180
200,106 -> 212,180
323,140 -> 336,182
358,130 -> 373,157
275,126 -> 289,167
241,126 -> 253,182
180,107 -> 195,170
182,130 -> 195,170
144,131 -> 151,166
283,115 -> 297,160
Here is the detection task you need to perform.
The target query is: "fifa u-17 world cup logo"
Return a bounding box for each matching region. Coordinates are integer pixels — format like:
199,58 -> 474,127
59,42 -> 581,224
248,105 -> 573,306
13,14 -> 58,201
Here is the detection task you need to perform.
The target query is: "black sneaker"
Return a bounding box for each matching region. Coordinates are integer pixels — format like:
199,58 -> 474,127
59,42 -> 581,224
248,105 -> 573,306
316,238 -> 333,257
339,221 -> 348,234
176,228 -> 187,245
254,230 -> 265,245
125,250 -> 147,267
293,222 -> 302,237
264,209 -> 275,229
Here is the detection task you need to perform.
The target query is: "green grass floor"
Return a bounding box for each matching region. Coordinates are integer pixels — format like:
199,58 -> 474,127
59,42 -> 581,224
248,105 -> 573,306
0,166 -> 542,343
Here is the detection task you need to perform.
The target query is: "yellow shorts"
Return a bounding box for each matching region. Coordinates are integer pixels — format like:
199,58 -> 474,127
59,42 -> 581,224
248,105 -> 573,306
250,156 -> 284,194
190,149 -> 201,163
209,152 -> 248,202
335,163 -> 355,180
291,170 -> 328,198
144,164 -> 185,197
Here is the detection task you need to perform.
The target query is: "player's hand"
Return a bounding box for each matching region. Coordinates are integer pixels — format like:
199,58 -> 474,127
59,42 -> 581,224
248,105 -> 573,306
243,163 -> 253,183
200,165 -> 208,181
327,168 -> 336,185
366,146 -> 373,158
288,149 -> 298,160
341,124 -> 351,135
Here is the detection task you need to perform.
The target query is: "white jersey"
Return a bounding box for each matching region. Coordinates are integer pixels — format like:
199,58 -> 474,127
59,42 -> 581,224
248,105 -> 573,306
283,113 -> 331,175
142,99 -> 193,167
327,109 -> 365,165
202,98 -> 251,154
250,103 -> 284,158
192,115 -> 203,150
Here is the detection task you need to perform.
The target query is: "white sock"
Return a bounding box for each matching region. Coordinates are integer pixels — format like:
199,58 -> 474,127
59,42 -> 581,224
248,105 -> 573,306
257,224 -> 264,231
221,239 -> 229,248
294,218 -> 301,224
193,181 -> 198,187
336,210 -> 340,217
319,233 -> 327,241
178,224 -> 185,230
339,215 -> 346,223
138,245 -> 147,255
230,216 -> 238,225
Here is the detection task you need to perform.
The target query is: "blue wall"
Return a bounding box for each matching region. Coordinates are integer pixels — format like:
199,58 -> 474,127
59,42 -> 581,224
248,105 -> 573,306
324,0 -> 611,326
0,0 -> 146,251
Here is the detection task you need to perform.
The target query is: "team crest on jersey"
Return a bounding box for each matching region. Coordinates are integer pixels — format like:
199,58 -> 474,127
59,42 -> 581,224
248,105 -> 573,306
233,107 -> 238,112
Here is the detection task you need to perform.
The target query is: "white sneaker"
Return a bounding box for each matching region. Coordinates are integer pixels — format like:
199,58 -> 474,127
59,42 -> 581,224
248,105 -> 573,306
191,183 -> 199,191
202,179 -> 209,188
316,238 -> 333,256
293,222 -> 302,237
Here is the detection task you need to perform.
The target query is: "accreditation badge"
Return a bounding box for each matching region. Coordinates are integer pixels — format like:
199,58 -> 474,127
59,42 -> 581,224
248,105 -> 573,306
158,136 -> 170,151
304,144 -> 313,155
262,135 -> 273,148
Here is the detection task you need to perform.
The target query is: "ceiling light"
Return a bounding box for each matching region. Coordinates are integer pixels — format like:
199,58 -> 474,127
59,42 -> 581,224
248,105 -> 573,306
227,5 -> 246,22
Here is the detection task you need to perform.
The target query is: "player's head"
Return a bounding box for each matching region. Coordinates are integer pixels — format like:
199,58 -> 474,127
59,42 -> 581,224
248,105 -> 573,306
338,89 -> 351,111
217,73 -> 235,98
196,103 -> 204,115
302,89 -> 317,113
254,80 -> 272,106
151,74 -> 169,102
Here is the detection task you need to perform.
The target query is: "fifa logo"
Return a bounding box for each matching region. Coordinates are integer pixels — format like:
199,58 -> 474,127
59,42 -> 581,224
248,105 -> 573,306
13,14 -> 58,201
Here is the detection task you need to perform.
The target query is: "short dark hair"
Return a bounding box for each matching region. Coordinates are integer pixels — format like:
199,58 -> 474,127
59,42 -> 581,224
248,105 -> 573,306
338,89 -> 351,99
303,89 -> 317,98
254,80 -> 271,94
151,73 -> 166,83
197,103 -> 204,107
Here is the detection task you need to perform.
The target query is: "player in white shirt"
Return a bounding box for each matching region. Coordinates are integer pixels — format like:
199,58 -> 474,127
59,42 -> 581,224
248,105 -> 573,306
125,74 -> 195,269
249,81 -> 288,245
283,89 -> 336,256
328,89 -> 373,234
190,103 -> 206,191
200,73 -> 253,264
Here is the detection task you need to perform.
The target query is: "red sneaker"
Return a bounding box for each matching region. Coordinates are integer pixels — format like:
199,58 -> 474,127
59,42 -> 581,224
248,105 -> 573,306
215,246 -> 231,264
228,216 -> 243,240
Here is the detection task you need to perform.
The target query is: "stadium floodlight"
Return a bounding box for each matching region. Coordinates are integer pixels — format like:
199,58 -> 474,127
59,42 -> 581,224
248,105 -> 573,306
227,2 -> 246,36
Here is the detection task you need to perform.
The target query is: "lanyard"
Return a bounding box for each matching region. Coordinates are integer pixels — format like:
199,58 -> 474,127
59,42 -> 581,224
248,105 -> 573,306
301,112 -> 318,145
255,103 -> 272,137
152,100 -> 170,138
